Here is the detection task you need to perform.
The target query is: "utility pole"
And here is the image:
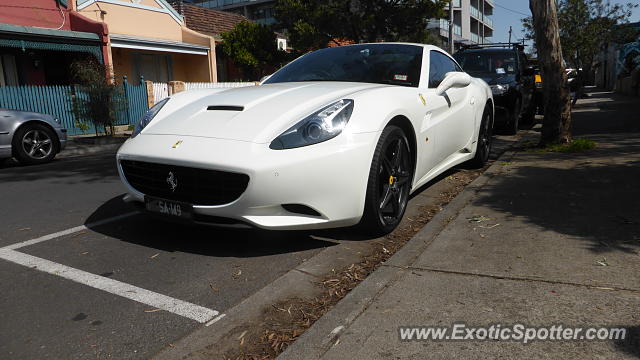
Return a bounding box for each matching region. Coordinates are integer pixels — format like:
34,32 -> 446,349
448,0 -> 454,54
508,26 -> 512,43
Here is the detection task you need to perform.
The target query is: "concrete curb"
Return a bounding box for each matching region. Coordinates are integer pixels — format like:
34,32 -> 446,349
151,132 -> 535,360
57,140 -> 125,159
153,241 -> 374,360
277,131 -> 538,360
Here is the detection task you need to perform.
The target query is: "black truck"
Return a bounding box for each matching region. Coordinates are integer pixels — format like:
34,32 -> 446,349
453,43 -> 536,134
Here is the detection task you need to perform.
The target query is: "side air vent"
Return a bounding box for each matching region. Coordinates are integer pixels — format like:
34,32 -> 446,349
207,105 -> 244,111
282,204 -> 322,217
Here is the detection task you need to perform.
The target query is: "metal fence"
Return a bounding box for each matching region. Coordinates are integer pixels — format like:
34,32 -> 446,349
153,82 -> 169,103
184,82 -> 256,91
0,78 -> 148,136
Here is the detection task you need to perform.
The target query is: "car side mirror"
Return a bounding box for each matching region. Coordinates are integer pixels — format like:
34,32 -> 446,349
436,72 -> 471,96
260,74 -> 272,84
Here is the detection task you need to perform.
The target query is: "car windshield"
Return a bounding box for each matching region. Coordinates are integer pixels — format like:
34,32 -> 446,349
454,51 -> 518,75
264,44 -> 423,87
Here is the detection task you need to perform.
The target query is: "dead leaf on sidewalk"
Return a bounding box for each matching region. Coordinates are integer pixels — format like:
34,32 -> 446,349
144,308 -> 161,313
479,223 -> 500,229
596,258 -> 609,267
467,215 -> 490,223
18,227 -> 31,231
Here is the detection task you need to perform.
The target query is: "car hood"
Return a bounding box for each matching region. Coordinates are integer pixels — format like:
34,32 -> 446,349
467,72 -> 516,86
143,82 -> 386,143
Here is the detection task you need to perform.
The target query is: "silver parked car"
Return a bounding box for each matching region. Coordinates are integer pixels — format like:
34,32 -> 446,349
0,109 -> 67,165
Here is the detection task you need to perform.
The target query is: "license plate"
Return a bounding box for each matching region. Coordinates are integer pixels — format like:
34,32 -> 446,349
145,197 -> 193,219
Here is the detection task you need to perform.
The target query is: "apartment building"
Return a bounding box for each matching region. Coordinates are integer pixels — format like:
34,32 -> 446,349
183,0 -> 276,25
182,0 -> 493,51
428,0 -> 494,50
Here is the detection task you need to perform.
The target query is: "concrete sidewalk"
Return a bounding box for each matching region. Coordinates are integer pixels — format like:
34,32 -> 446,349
279,91 -> 640,359
57,134 -> 128,159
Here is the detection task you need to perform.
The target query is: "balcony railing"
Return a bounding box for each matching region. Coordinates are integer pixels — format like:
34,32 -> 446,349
470,5 -> 479,19
484,16 -> 493,27
470,33 -> 479,43
454,24 -> 462,36
429,19 -> 462,37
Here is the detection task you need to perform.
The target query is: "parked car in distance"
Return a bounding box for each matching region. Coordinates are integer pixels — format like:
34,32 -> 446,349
117,43 -> 494,235
0,109 -> 67,164
454,43 -> 536,134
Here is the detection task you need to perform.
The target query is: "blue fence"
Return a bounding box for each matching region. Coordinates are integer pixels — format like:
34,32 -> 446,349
0,77 -> 149,136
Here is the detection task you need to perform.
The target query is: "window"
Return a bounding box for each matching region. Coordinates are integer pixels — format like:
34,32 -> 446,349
429,51 -> 459,88
0,54 -> 19,87
454,51 -> 518,75
133,53 -> 172,83
265,44 -> 423,88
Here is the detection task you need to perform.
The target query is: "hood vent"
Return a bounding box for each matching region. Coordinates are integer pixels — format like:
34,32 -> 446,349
207,105 -> 244,111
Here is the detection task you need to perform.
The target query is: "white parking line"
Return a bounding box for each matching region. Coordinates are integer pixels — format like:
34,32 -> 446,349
0,211 -> 223,323
0,248 -> 220,323
2,212 -> 138,251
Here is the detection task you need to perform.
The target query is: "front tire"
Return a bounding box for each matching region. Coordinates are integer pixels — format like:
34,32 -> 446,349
505,97 -> 521,135
12,123 -> 58,165
360,125 -> 413,236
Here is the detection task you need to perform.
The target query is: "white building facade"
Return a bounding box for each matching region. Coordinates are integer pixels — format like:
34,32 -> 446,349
428,0 -> 494,50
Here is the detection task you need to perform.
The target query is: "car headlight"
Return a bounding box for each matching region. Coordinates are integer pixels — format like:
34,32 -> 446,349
490,84 -> 510,95
132,98 -> 169,138
270,99 -> 354,150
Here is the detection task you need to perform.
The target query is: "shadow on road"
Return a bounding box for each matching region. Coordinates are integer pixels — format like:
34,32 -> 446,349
85,195 -> 337,258
0,152 -> 118,183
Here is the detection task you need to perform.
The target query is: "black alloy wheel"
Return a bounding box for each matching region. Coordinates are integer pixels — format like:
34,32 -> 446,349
361,125 -> 413,236
506,97 -> 521,135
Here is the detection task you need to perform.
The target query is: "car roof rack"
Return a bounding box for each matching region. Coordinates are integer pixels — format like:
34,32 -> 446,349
459,42 -> 525,51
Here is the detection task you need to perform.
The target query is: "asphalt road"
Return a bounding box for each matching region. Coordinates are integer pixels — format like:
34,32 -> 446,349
0,130 -> 518,360
0,153 -> 334,360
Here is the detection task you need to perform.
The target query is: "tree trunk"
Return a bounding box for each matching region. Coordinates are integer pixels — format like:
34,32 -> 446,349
530,0 -> 572,145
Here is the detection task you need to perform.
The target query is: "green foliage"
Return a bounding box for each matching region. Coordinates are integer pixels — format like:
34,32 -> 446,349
74,120 -> 91,134
522,0 -> 637,70
220,21 -> 288,80
547,138 -> 597,152
275,0 -> 448,51
527,138 -> 597,153
70,59 -> 126,136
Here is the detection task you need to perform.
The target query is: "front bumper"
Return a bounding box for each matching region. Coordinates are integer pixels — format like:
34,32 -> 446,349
491,91 -> 518,125
116,132 -> 379,230
56,128 -> 67,152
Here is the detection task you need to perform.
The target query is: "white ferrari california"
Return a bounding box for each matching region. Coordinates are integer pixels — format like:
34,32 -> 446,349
116,43 -> 494,235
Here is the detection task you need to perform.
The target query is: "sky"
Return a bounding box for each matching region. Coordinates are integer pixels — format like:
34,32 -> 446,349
490,0 -> 640,45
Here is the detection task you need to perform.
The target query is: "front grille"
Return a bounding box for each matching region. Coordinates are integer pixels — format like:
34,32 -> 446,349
120,160 -> 249,206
